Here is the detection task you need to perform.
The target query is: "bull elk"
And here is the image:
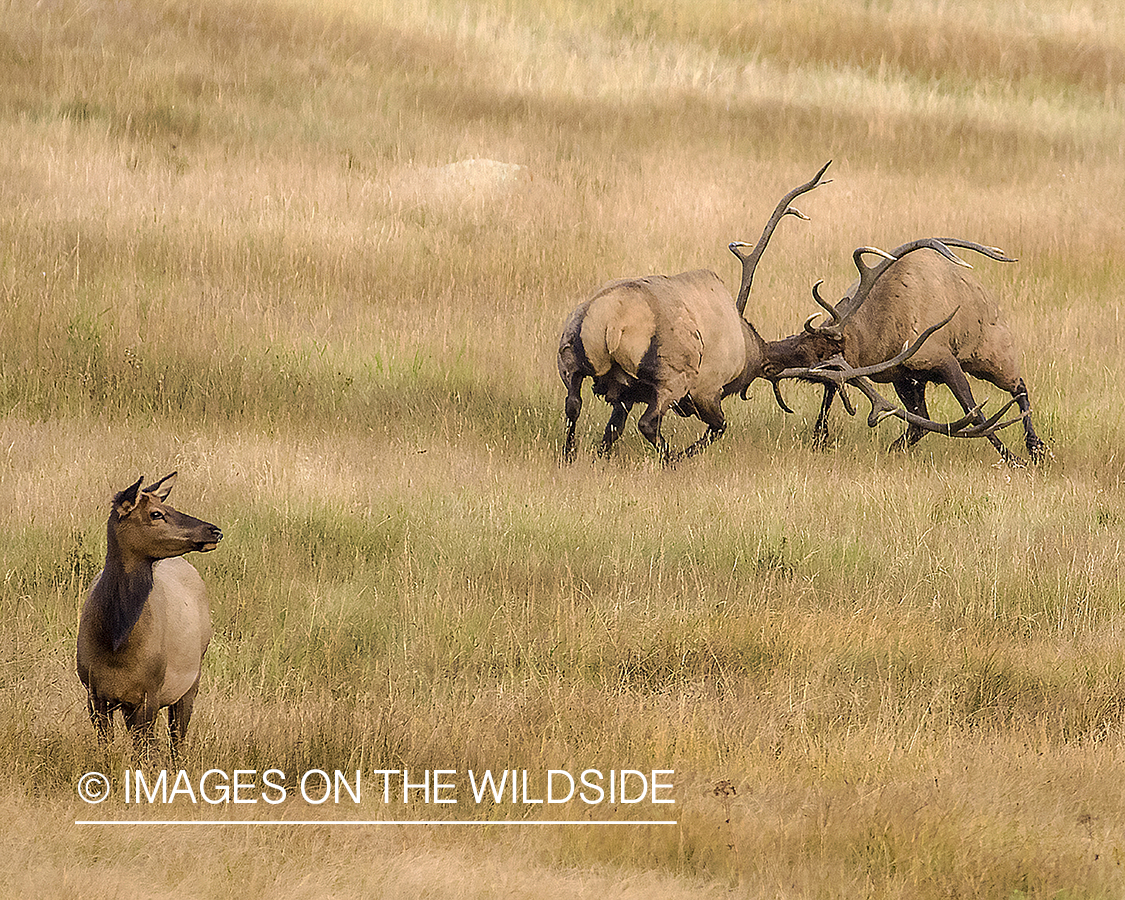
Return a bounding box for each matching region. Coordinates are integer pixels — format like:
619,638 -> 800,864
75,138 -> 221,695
558,162 -> 998,464
76,472 -> 222,761
763,238 -> 1048,465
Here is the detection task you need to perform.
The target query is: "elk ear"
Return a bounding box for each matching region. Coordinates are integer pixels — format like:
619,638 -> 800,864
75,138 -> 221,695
144,471 -> 178,501
113,477 -> 144,517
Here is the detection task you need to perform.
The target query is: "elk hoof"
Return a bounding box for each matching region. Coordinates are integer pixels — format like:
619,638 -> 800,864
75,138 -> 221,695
1028,439 -> 1053,464
888,435 -> 911,453
810,429 -> 833,450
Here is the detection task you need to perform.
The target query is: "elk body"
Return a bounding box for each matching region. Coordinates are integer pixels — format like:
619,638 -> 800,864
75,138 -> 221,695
558,163 -> 835,463
76,473 -> 222,760
767,239 -> 1048,464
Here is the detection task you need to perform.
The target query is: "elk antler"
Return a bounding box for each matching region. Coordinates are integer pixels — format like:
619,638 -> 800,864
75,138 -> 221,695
772,309 -> 1023,438
776,310 -> 1026,439
838,375 -> 1026,438
729,160 -> 833,317
805,238 -> 1016,338
804,279 -> 846,333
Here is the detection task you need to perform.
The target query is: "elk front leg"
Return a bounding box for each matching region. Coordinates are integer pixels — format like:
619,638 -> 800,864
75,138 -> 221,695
938,361 -> 1023,466
1013,378 -> 1050,463
890,376 -> 930,450
812,384 -> 837,446
88,691 -> 113,747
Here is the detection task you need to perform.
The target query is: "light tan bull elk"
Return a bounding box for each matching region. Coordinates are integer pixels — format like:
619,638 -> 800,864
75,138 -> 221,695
558,162 -> 835,464
77,473 -> 222,761
765,238 -> 1048,465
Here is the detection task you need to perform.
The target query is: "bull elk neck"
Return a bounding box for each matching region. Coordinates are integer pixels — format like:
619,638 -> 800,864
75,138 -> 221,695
76,472 -> 223,762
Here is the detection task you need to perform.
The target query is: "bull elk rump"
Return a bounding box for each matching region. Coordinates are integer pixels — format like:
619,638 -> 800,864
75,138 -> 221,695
77,472 -> 222,761
558,162 -> 999,464
766,238 -> 1048,465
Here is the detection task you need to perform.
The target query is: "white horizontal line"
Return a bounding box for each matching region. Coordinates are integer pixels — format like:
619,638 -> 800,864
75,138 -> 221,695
76,819 -> 677,827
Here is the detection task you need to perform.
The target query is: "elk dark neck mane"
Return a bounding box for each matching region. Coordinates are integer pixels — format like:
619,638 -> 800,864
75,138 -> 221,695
100,522 -> 155,653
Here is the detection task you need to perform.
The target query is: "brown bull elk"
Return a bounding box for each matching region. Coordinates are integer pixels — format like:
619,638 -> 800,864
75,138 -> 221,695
558,163 -> 838,464
763,238 -> 1048,465
77,472 -> 222,760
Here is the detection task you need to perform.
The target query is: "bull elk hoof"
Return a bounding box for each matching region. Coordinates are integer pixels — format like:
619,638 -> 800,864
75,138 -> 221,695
1028,439 -> 1053,464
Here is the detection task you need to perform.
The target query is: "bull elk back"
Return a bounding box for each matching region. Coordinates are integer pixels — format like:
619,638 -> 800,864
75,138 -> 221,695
76,472 -> 222,761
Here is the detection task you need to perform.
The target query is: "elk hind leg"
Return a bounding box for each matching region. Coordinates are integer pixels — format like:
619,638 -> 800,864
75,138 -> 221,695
678,395 -> 726,461
598,378 -> 640,456
562,373 -> 584,462
599,401 -> 633,456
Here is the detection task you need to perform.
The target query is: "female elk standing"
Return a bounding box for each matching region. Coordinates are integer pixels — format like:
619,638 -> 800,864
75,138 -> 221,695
77,472 -> 222,761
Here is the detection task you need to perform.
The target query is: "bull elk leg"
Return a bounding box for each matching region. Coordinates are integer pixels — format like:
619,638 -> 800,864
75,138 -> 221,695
890,376 -> 931,450
600,400 -> 632,455
637,389 -> 683,465
935,359 -> 1025,466
676,394 -> 727,462
812,384 -> 838,446
562,373 -> 584,462
1014,378 -> 1050,463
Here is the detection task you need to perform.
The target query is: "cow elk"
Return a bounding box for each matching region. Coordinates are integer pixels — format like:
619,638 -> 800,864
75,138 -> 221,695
763,237 -> 1048,465
77,472 -> 222,761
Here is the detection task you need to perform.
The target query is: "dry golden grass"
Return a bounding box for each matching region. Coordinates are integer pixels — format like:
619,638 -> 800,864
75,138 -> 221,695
2,0 -> 1125,897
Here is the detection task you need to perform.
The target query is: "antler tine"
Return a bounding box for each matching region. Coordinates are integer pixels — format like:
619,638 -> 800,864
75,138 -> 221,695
799,246 -> 900,340
844,377 -> 1026,438
934,238 -> 1018,264
947,396 -> 1029,438
730,160 -> 832,316
851,245 -> 905,307
804,280 -> 843,333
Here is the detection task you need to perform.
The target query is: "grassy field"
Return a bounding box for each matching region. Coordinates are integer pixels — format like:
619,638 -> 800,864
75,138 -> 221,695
2,0 -> 1124,896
